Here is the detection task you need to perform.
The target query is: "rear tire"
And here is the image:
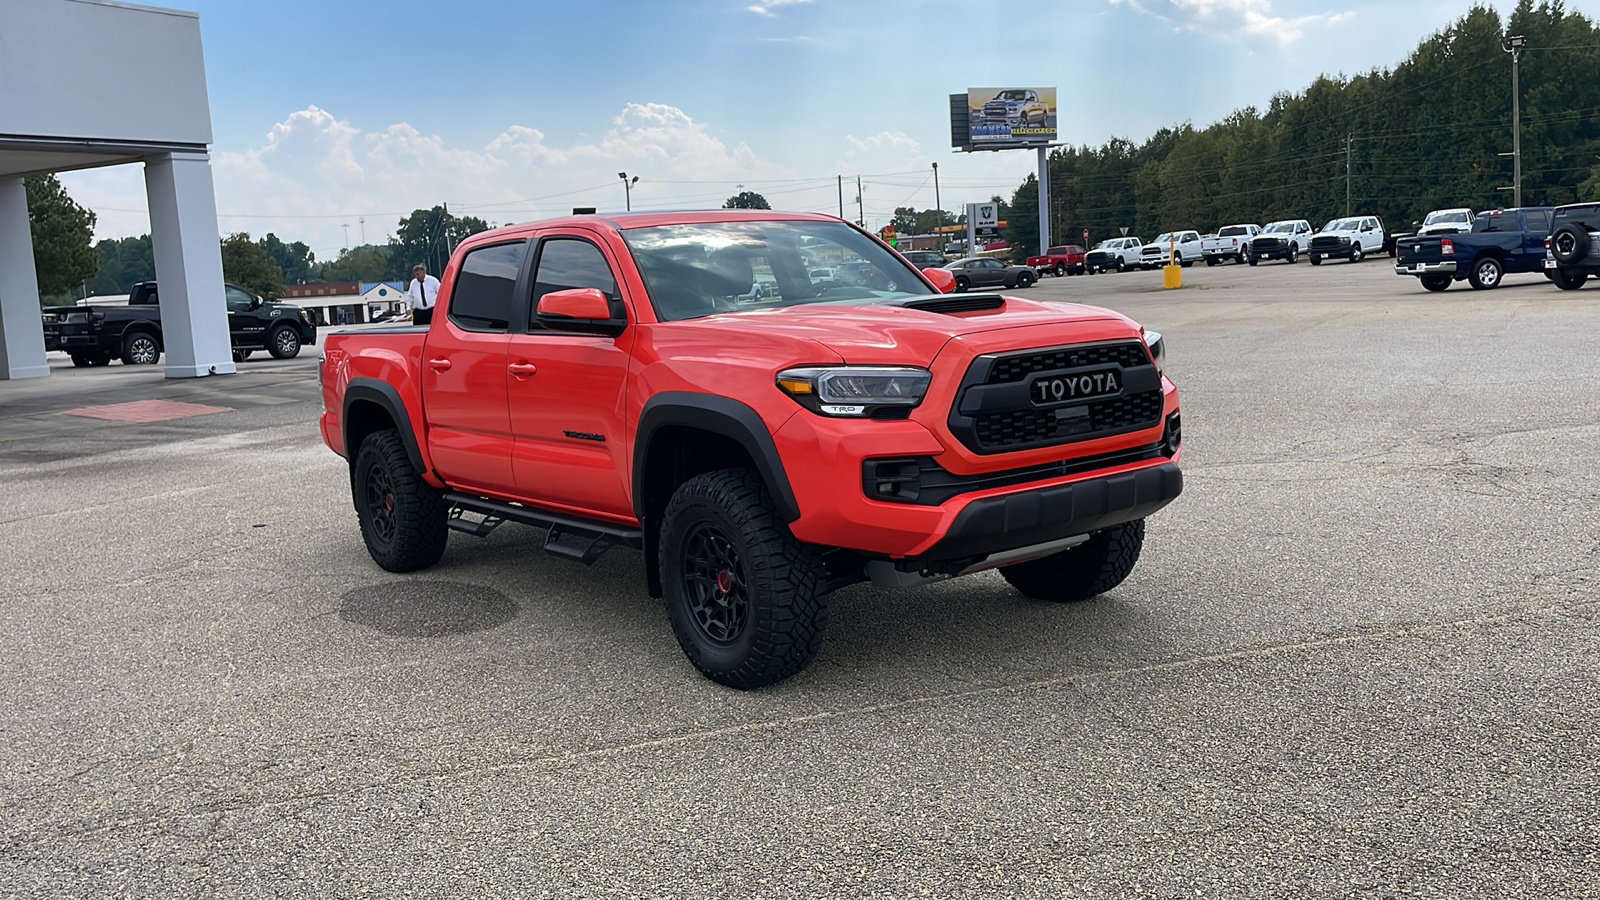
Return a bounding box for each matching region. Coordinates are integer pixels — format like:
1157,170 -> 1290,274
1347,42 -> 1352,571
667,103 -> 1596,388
1467,256 -> 1503,290
1054,263 -> 1065,277
1420,274 -> 1452,292
352,429 -> 448,573
120,332 -> 160,366
661,469 -> 828,689
1551,268 -> 1588,291
1001,520 -> 1145,603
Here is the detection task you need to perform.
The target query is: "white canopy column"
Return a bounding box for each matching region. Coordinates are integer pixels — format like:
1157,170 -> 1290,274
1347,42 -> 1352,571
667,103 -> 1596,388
146,151 -> 234,377
0,175 -> 49,380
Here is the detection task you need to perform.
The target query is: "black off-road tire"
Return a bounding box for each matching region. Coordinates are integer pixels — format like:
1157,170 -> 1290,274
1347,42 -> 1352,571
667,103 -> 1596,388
1420,274 -> 1452,292
1550,224 -> 1590,265
1468,256 -> 1503,290
120,332 -> 161,365
352,429 -> 448,573
1000,520 -> 1145,604
660,469 -> 828,690
268,325 -> 301,359
1551,268 -> 1588,291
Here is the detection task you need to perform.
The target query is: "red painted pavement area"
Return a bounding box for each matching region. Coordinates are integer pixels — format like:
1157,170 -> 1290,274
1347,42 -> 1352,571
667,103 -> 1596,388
60,400 -> 235,423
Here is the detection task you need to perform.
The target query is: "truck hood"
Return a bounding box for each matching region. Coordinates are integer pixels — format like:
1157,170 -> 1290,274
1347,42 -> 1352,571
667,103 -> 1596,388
672,295 -> 1125,363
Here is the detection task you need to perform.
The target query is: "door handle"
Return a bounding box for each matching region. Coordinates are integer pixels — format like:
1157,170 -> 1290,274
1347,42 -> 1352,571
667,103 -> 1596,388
427,357 -> 452,372
508,361 -> 538,378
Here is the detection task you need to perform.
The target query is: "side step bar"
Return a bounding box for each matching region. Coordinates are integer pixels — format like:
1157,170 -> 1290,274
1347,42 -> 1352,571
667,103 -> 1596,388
443,492 -> 644,566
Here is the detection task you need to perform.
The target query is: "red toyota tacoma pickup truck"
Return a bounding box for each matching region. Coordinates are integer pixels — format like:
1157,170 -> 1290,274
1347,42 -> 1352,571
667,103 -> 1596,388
319,210 -> 1182,688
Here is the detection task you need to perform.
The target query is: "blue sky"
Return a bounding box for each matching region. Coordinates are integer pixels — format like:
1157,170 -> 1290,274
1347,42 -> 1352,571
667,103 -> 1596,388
61,0 -> 1553,259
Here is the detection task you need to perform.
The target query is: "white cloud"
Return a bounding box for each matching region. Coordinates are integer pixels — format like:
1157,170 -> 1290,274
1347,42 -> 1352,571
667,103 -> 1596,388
748,0 -> 811,16
1111,0 -> 1350,49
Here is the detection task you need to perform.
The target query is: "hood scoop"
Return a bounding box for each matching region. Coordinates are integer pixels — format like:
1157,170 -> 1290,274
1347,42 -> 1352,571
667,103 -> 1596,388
878,293 -> 1007,315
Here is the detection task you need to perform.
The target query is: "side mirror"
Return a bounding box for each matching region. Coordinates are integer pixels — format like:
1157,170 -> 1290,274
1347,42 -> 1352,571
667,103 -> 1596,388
923,267 -> 957,294
537,287 -> 625,335
250,297 -> 263,310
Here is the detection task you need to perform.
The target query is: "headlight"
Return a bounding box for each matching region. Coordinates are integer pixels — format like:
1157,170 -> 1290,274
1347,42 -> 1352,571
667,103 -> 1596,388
776,366 -> 932,417
1143,329 -> 1165,368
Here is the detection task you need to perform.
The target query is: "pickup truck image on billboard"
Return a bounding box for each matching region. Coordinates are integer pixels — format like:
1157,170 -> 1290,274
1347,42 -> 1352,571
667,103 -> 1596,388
968,87 -> 1057,146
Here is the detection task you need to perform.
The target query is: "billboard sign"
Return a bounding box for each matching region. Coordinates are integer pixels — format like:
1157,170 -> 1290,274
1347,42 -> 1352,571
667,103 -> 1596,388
964,87 -> 1057,148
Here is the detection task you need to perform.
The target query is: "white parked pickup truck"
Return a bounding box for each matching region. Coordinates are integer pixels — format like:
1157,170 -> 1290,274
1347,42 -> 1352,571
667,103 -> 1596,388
1139,231 -> 1203,269
1203,224 -> 1261,265
1084,237 -> 1143,273
1308,215 -> 1388,264
1247,219 -> 1313,265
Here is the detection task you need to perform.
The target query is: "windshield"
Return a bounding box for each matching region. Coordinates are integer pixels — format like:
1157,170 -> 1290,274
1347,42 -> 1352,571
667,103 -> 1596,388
1323,218 -> 1358,232
1150,233 -> 1172,244
997,91 -> 1028,101
1425,211 -> 1471,225
621,220 -> 929,322
1264,222 -> 1295,234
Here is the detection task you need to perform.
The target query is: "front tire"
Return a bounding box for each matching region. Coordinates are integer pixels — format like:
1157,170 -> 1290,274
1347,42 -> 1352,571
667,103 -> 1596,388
1015,270 -> 1035,288
1000,520 -> 1145,603
1467,256 -> 1503,290
1350,244 -> 1365,263
1309,254 -> 1322,266
1288,245 -> 1299,264
661,470 -> 828,689
954,276 -> 970,293
268,326 -> 301,359
1420,274 -> 1452,292
1248,256 -> 1259,266
352,429 -> 448,572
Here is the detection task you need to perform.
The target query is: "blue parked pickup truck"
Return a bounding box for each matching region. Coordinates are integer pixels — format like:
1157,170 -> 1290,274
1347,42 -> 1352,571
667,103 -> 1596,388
1394,207 -> 1554,291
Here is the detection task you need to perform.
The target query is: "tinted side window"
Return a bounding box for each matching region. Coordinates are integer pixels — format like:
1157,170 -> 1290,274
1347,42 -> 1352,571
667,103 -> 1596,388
449,241 -> 525,332
1524,210 -> 1550,233
224,286 -> 255,310
530,239 -> 618,330
1483,214 -> 1510,233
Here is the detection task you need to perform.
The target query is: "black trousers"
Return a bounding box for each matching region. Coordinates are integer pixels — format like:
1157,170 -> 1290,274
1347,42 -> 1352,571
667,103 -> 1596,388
413,307 -> 433,326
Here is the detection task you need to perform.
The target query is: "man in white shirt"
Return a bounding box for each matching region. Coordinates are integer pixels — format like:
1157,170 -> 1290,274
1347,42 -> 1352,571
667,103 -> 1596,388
408,264 -> 440,325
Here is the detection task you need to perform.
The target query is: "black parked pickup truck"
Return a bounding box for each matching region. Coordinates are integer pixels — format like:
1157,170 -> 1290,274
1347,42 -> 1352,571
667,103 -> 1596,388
42,282 -> 318,366
1393,207 -> 1554,292
1544,202 -> 1600,290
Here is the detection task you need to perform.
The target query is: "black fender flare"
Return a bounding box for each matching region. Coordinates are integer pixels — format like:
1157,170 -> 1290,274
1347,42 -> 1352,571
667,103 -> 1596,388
633,392 -> 800,523
343,378 -> 427,475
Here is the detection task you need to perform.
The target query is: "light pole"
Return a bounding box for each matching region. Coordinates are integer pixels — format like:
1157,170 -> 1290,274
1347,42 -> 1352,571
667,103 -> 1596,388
1504,34 -> 1527,208
932,162 -> 941,251
618,172 -> 639,211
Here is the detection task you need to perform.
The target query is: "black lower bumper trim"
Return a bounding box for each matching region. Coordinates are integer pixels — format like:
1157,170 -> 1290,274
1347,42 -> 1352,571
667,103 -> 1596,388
916,462 -> 1183,563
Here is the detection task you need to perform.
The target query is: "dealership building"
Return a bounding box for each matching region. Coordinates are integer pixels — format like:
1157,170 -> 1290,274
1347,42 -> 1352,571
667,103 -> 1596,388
0,0 -> 231,380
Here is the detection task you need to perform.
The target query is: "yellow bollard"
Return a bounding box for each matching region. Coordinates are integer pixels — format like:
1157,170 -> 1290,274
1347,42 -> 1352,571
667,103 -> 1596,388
1163,264 -> 1183,289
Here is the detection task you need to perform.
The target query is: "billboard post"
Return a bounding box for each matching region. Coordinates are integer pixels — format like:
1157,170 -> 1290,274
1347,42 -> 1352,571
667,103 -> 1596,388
1037,146 -> 1050,255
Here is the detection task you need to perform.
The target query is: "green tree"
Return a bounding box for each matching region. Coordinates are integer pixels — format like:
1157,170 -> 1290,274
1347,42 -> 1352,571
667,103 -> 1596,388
259,233 -> 317,285
323,244 -> 391,283
385,207 -> 490,280
723,190 -> 771,209
25,174 -> 98,302
219,232 -> 284,299
86,234 -> 155,295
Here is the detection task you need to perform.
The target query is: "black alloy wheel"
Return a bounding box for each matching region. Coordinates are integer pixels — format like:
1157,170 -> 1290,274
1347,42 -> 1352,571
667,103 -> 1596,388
680,521 -> 751,646
1015,270 -> 1035,288
352,429 -> 448,571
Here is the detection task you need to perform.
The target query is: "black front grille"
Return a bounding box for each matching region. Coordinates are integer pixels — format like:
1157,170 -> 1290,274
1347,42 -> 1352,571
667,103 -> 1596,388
972,391 -> 1164,448
1252,237 -> 1285,251
988,341 -> 1150,383
1310,235 -> 1345,251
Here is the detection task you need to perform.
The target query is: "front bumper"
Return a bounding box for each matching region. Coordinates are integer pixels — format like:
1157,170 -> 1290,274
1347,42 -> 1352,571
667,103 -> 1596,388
1395,261 -> 1457,275
917,462 -> 1182,562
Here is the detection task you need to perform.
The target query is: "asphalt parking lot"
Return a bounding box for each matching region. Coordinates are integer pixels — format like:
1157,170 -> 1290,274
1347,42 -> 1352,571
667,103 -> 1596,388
1,260 -> 1596,898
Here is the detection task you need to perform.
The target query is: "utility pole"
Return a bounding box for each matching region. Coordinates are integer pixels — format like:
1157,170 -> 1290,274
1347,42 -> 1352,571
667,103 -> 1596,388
1345,134 -> 1353,217
1506,34 -> 1527,207
359,216 -> 365,245
838,175 -> 844,219
856,175 -> 864,226
342,223 -> 349,251
931,162 -> 941,249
